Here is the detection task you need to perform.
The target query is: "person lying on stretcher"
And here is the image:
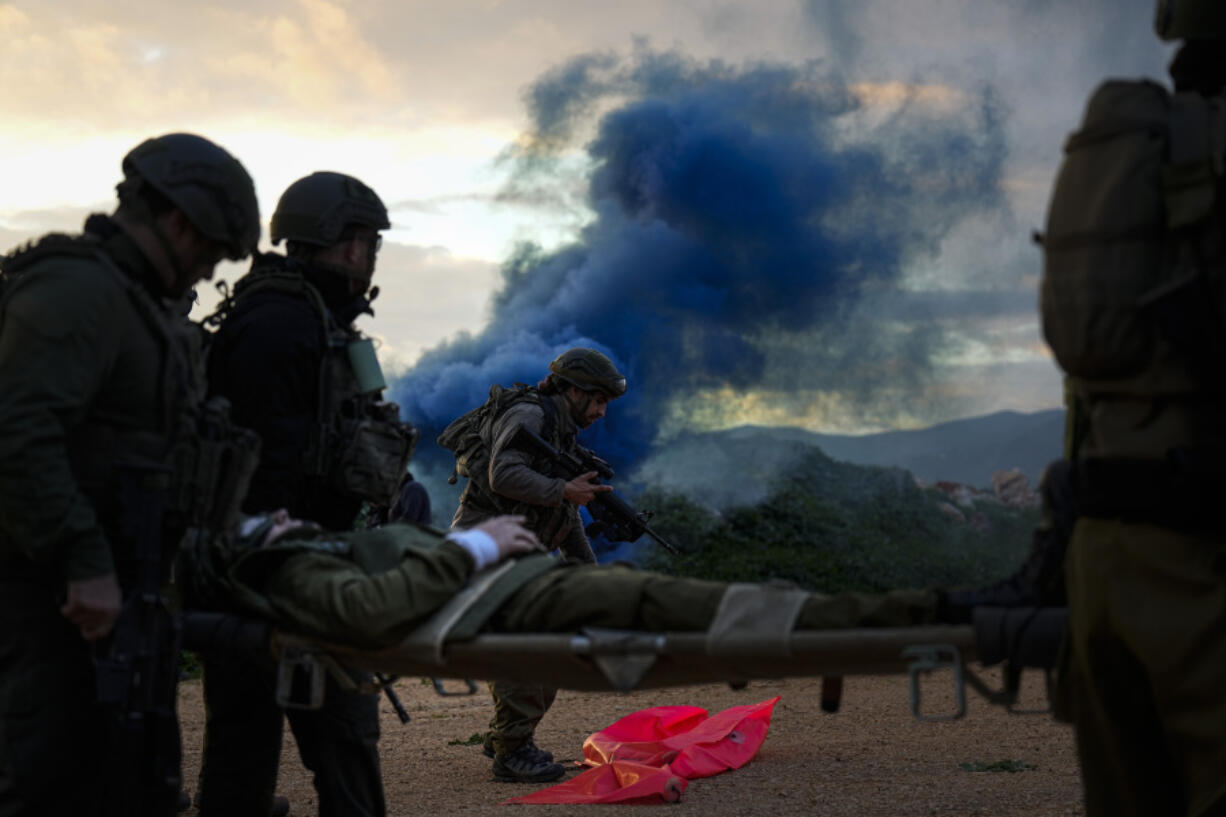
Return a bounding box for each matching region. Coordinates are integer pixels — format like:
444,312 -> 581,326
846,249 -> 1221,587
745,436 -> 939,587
211,510 -> 938,649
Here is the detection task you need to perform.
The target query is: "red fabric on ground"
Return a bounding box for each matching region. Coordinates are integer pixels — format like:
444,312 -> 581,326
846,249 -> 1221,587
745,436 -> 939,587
503,697 -> 780,806
501,761 -> 687,805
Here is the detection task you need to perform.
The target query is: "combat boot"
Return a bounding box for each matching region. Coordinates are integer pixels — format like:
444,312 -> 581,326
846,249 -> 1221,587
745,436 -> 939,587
492,742 -> 566,783
483,733 -> 554,763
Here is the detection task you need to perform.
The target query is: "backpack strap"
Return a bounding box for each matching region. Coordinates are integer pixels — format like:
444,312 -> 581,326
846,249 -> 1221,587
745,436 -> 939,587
538,389 -> 558,446
1163,91 -> 1226,229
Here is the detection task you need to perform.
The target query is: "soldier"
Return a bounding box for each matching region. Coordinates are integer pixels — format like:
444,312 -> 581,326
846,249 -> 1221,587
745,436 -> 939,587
0,134 -> 259,816
202,508 -> 937,669
195,172 -> 411,817
444,347 -> 623,782
1039,2 -> 1226,814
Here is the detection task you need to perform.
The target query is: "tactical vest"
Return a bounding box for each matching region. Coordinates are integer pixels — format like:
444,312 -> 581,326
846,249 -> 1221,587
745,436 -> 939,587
0,234 -> 260,559
440,385 -> 572,541
219,267 -> 412,505
1041,80 -> 1226,459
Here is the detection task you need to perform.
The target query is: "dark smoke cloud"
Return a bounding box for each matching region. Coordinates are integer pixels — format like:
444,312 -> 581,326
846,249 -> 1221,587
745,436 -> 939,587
391,46 -> 1010,474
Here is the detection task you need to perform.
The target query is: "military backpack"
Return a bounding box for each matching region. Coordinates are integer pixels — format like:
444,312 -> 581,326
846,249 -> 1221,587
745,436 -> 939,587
437,383 -> 557,485
1041,80 -> 1226,394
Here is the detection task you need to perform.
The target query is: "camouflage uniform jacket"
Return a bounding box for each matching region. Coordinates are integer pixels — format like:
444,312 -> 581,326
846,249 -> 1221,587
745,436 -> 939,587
451,393 -> 595,563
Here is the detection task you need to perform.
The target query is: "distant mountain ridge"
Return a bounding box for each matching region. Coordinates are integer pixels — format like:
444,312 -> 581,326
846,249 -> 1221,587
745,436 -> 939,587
629,409 -> 1063,511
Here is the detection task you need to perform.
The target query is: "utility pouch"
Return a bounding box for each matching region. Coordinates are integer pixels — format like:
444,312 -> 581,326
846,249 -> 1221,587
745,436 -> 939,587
167,396 -> 262,536
347,338 -> 387,394
331,413 -> 413,504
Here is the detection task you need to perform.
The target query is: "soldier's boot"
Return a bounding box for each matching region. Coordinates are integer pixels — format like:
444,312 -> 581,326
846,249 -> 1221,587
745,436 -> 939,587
492,742 -> 566,783
937,459 -> 1074,624
483,733 -> 554,763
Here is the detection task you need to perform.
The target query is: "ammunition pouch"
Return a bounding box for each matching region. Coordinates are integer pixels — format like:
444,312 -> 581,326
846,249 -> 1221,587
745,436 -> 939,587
328,409 -> 414,505
167,396 -> 262,536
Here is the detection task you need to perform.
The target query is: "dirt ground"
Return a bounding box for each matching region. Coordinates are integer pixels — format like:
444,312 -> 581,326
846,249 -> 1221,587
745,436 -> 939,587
177,666 -> 1083,817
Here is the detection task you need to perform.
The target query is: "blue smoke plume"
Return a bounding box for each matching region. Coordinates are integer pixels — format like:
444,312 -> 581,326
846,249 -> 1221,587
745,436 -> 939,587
391,48 -> 1009,482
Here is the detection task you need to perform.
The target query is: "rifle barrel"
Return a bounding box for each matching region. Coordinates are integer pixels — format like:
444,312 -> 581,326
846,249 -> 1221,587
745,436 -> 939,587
643,524 -> 679,555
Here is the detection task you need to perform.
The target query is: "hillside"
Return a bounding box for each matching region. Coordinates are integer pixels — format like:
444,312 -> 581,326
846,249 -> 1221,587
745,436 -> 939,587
628,409 -> 1062,511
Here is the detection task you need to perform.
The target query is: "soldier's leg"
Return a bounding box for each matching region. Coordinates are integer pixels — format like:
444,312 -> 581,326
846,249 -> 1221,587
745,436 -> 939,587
286,669 -> 385,817
487,680 -> 564,782
487,680 -> 558,756
0,611 -> 104,817
496,564 -> 935,633
196,650 -> 285,817
1066,518 -> 1226,816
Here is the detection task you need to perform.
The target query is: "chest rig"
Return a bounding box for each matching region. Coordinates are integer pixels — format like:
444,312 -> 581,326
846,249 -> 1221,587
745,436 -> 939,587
0,234 -> 260,548
222,268 -> 413,505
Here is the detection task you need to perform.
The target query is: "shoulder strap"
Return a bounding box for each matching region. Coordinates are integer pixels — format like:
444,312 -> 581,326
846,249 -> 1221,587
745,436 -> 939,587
1163,91 -> 1226,230
538,390 -> 558,444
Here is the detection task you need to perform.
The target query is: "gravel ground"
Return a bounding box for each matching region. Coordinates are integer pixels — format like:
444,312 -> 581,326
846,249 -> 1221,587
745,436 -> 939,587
178,666 -> 1083,816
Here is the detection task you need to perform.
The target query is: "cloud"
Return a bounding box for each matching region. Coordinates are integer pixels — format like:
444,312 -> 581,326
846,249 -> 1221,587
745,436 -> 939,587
213,0 -> 399,111
0,0 -> 403,131
391,45 -> 1020,473
358,242 -> 501,372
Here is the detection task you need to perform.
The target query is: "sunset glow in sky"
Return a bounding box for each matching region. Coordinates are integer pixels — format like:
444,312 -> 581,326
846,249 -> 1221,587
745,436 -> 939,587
0,0 -> 1171,434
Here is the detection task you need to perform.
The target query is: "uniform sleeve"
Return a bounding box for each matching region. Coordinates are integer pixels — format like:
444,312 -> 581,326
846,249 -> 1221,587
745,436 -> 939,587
487,402 -> 567,507
558,509 -> 596,564
0,271 -> 120,580
261,540 -> 475,648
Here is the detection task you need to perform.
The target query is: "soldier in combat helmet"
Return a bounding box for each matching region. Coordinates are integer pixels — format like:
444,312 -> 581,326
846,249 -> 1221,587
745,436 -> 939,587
0,134 -> 260,816
196,172 -> 412,817
445,347 -> 624,782
1036,2 -> 1226,814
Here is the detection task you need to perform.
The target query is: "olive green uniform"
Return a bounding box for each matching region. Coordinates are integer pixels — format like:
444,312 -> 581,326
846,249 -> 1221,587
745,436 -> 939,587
227,522 -> 936,653
452,393 -> 594,561
451,391 -> 595,756
1039,40 -> 1226,815
0,224 -> 198,816
1061,398 -> 1226,817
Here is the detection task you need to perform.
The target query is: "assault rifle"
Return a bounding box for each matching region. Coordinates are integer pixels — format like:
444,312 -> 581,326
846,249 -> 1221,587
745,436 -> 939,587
94,464 -> 182,817
514,427 -> 678,555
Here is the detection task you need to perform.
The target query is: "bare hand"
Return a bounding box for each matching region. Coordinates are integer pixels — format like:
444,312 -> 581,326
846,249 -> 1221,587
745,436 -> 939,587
473,515 -> 544,560
563,472 -> 614,507
61,573 -> 122,641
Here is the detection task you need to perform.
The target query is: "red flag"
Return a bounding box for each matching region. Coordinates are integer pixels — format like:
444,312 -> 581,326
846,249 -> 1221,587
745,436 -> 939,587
503,697 -> 780,805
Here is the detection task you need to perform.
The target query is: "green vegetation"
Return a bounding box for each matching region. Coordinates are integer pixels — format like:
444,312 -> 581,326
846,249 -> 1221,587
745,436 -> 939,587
638,449 -> 1036,593
447,732 -> 486,747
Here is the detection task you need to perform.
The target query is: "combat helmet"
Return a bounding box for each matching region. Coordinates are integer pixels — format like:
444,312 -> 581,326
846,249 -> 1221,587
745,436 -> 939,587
120,133 -> 260,260
549,348 -> 627,398
270,171 -> 390,248
1155,0 -> 1226,40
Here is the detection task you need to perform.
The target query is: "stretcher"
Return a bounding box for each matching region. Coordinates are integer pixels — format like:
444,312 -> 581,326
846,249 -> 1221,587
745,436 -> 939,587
185,605 -> 1066,722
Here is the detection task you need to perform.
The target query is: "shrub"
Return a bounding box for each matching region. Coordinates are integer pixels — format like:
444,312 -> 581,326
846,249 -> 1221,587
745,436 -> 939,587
637,450 -> 1036,593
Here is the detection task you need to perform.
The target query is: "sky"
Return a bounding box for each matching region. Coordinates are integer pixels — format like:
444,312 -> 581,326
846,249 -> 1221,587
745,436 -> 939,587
0,0 -> 1172,456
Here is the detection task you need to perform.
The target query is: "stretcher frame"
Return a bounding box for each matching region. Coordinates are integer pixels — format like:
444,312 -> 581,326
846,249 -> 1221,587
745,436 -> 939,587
273,625 -> 1003,722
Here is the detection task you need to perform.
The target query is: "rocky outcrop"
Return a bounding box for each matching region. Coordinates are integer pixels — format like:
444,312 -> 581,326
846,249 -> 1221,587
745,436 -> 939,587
992,468 -> 1040,509
933,480 -> 991,508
